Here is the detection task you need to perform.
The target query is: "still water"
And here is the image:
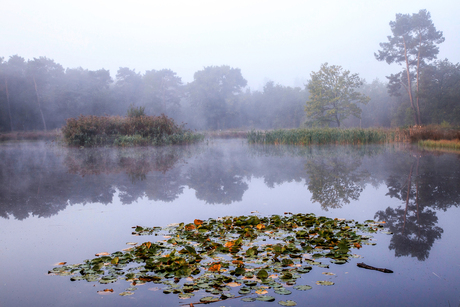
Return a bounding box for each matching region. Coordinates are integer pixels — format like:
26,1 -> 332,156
1,139 -> 459,306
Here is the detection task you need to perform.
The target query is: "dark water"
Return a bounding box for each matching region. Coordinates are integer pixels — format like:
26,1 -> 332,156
1,139 -> 459,307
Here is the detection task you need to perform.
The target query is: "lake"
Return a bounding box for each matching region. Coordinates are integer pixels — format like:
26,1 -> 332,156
1,139 -> 459,307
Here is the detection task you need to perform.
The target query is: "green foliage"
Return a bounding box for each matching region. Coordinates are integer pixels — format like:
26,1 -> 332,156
375,9 -> 445,125
126,105 -> 145,118
62,113 -> 203,147
305,63 -> 369,127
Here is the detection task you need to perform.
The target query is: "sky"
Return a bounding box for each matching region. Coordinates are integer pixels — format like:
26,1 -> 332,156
2,0 -> 459,90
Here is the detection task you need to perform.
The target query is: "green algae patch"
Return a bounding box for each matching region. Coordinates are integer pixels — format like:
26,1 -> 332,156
50,213 -> 386,302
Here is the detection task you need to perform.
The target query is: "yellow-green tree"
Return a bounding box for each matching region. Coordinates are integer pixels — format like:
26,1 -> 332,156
305,63 -> 369,127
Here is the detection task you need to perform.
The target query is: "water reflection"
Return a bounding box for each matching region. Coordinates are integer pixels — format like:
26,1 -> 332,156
375,152 -> 459,260
1,141 -> 459,262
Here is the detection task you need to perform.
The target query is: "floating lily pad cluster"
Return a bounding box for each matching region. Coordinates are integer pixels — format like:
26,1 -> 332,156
49,213 -> 385,304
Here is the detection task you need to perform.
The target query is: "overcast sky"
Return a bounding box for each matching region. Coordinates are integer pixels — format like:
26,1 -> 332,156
2,0 -> 459,90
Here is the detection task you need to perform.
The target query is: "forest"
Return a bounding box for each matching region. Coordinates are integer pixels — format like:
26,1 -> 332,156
0,10 -> 459,133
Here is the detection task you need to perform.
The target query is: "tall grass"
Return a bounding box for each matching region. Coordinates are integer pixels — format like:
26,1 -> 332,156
62,114 -> 204,147
247,126 -> 460,145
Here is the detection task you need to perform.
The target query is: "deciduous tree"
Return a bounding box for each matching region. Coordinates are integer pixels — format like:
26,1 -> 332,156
305,63 -> 369,127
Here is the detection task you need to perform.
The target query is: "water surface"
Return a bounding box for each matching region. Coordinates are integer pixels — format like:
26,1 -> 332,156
1,139 -> 459,306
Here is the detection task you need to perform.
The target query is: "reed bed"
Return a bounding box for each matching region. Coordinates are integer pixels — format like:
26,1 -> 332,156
247,128 -> 409,145
62,114 -> 204,147
418,139 -> 460,151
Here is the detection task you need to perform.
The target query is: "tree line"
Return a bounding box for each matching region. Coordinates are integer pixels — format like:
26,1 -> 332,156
0,10 -> 459,132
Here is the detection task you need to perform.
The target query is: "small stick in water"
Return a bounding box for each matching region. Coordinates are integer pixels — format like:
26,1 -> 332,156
357,262 -> 393,273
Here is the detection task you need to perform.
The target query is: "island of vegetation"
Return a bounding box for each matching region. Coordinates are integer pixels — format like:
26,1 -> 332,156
62,106 -> 204,147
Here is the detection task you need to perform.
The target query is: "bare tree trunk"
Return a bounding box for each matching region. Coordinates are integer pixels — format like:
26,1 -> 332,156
415,34 -> 422,125
4,78 -> 13,131
33,76 -> 47,131
403,37 -> 418,125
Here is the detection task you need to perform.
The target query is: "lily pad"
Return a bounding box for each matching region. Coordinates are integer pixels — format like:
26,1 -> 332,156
119,291 -> 134,296
293,285 -> 312,291
200,296 -> 219,303
316,281 -> 334,286
279,300 -> 297,306
274,288 -> 292,295
242,297 -> 256,302
256,295 -> 276,302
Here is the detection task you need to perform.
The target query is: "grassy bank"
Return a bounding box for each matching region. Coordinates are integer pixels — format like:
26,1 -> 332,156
62,114 -> 204,147
247,126 -> 460,145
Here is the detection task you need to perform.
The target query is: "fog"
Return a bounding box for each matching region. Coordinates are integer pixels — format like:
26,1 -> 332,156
2,0 -> 459,89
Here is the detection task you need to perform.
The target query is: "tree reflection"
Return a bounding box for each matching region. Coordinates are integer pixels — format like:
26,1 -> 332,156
186,148 -> 249,204
374,154 -> 452,261
305,151 -> 370,210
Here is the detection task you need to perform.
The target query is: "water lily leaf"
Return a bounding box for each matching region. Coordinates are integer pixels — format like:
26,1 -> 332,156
293,285 -> 312,291
256,289 -> 268,294
238,287 -> 251,294
274,288 -> 292,295
97,289 -> 113,295
322,272 -> 335,276
200,296 -> 219,303
257,269 -> 269,279
316,281 -> 334,286
227,282 -> 241,287
178,293 -> 194,299
119,291 -> 134,296
256,295 -> 276,302
279,300 -> 297,306
242,297 -> 256,302
208,263 -> 221,272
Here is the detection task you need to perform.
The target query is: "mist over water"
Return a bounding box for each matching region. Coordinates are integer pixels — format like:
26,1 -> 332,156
1,139 -> 459,306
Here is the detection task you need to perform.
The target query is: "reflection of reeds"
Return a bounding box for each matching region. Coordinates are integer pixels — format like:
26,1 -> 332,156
418,139 -> 460,151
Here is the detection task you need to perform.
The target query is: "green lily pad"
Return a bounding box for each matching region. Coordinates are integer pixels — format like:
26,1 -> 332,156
178,293 -> 194,299
274,288 -> 292,295
242,297 -> 256,302
238,287 -> 252,294
119,291 -> 134,296
316,281 -> 334,286
293,285 -> 312,291
279,300 -> 297,306
256,295 -> 276,302
200,296 -> 219,303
